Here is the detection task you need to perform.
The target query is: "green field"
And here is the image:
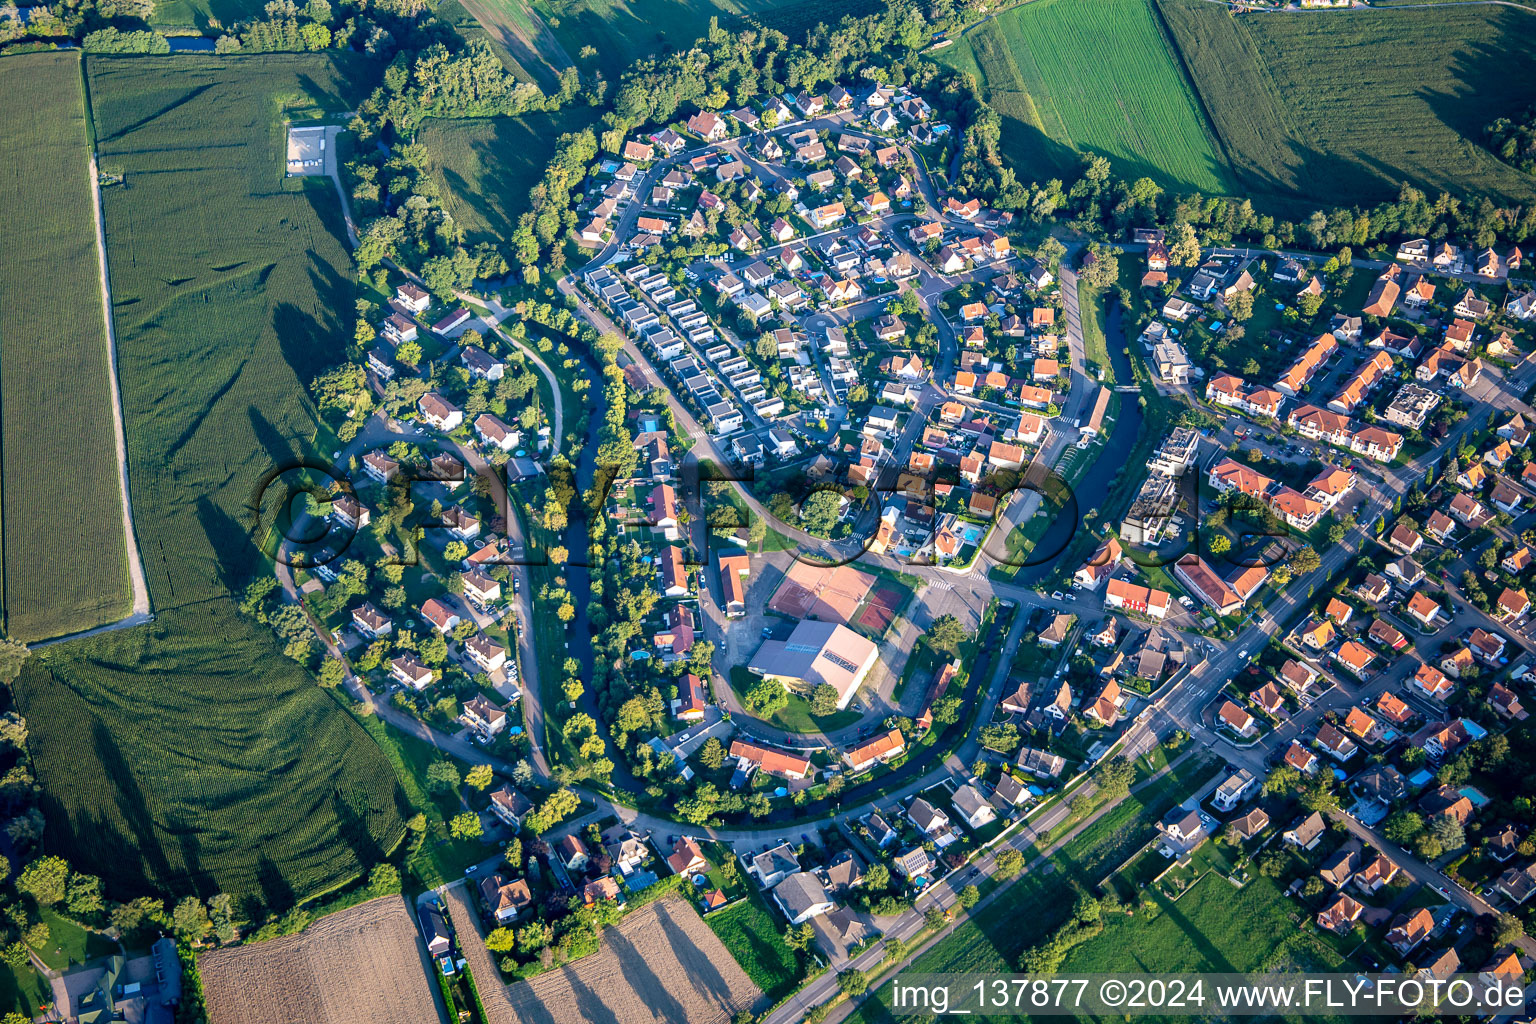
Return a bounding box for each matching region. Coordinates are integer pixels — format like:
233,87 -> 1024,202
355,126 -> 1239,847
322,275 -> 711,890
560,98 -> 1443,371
0,51 -> 132,642
1156,0 -> 1536,206
846,755 -> 1220,1024
705,886 -> 806,1003
149,0 -> 267,30
531,0 -> 855,78
419,106 -> 600,245
936,0 -> 1232,194
14,54 -> 405,914
1064,864 -> 1346,983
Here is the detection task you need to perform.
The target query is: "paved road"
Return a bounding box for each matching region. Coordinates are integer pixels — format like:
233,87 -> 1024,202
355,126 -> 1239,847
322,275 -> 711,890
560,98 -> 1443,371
771,749 -> 1222,1024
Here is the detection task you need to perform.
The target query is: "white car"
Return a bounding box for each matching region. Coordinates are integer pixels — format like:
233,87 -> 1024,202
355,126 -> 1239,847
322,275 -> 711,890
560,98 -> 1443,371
1237,649 -> 1249,659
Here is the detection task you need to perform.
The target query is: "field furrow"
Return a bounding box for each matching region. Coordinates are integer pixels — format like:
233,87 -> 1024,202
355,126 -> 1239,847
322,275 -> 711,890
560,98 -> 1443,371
0,51 -> 132,642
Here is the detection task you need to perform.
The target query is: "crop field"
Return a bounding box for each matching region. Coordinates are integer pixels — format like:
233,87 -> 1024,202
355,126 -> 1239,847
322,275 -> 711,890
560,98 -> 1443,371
475,894 -> 763,1024
0,52 -> 132,642
443,0 -> 567,86
531,0 -> 834,79
1156,0 -> 1536,206
200,895 -> 440,1024
149,0 -> 268,30
418,106 -> 600,245
14,54 -> 405,912
936,0 -> 1232,194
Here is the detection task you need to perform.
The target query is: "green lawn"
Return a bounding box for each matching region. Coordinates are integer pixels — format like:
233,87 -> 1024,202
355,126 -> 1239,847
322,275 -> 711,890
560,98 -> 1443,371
0,962 -> 52,1021
32,908 -> 118,973
935,0 -> 1233,193
704,884 -> 806,1003
1156,0 -> 1536,207
727,666 -> 863,734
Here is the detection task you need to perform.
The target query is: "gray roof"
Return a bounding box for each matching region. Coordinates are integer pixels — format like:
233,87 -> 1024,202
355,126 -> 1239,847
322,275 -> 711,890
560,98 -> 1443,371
773,871 -> 830,918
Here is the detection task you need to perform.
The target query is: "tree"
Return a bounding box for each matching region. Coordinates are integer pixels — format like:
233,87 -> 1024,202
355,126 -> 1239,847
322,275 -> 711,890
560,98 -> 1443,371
1288,546 -> 1321,576
1383,810 -> 1425,845
1209,534 -> 1231,555
1169,222 -> 1201,267
485,927 -> 517,953
864,863 -> 890,892
800,489 -> 842,537
17,856 -> 69,906
743,678 -> 789,717
810,683 -> 840,716
64,873 -> 104,918
700,737 -> 726,770
518,920 -> 551,953
172,897 -> 211,942
1227,290 -> 1255,322
1094,757 -> 1136,800
958,884 -> 980,909
450,811 -> 483,839
396,338 -> 423,365
1428,814 -> 1465,851
0,637 -> 30,683
1263,765 -> 1300,797
426,760 -> 461,793
466,764 -> 495,790
1493,911 -> 1526,947
838,969 -> 869,997
993,847 -> 1024,880
926,613 -> 967,654
783,922 -> 815,950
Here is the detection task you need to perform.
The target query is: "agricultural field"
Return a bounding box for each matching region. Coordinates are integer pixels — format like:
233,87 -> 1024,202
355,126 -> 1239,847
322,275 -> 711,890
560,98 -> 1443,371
0,51 -> 132,642
199,895 -> 441,1024
149,0 -> 268,31
530,0 -> 855,79
442,0 -> 567,87
14,54 -> 406,912
418,105 -> 600,246
935,0 -> 1233,194
483,894 -> 763,1024
1156,0 -> 1536,207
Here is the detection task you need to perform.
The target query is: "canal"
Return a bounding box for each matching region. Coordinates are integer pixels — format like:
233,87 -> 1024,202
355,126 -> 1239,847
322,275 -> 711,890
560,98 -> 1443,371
1014,297 -> 1144,585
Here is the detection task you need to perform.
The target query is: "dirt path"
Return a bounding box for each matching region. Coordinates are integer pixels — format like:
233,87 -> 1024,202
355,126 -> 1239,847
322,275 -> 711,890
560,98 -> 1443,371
35,156 -> 157,650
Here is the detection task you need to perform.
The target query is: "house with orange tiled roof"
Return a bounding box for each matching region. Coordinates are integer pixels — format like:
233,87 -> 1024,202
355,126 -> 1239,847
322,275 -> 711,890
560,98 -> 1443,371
1376,691 -> 1415,726
1317,893 -> 1364,934
1405,592 -> 1443,629
1367,618 -> 1407,651
1298,617 -> 1336,651
1315,723 -> 1358,762
1284,740 -> 1318,775
1250,682 -> 1283,715
1440,646 -> 1474,679
1386,907 -> 1435,956
1333,641 -> 1375,678
1413,662 -> 1454,701
843,729 -> 907,773
1425,509 -> 1456,543
1343,706 -> 1380,744
730,740 -> 812,780
1218,700 -> 1257,738
1498,587 -> 1530,621
1324,598 -> 1354,624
